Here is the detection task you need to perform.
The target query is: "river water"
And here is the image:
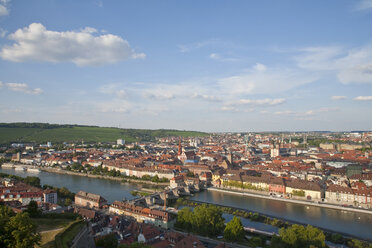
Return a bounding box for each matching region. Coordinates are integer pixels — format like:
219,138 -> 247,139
1,167 -> 372,241
190,189 -> 372,241
0,167 -> 141,202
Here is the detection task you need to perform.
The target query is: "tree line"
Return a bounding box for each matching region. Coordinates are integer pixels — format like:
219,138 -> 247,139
0,205 -> 40,248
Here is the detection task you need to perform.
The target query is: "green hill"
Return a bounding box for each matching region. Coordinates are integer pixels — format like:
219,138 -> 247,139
0,123 -> 208,144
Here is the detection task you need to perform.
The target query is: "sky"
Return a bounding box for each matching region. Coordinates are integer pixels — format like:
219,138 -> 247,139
0,0 -> 372,132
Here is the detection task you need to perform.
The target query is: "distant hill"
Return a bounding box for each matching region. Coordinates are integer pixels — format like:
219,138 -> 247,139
0,123 -> 209,144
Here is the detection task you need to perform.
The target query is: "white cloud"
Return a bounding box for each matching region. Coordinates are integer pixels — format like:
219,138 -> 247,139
99,84 -> 127,98
209,52 -> 239,62
217,66 -> 316,95
0,23 -> 145,66
337,63 -> 372,84
295,46 -> 343,71
97,100 -> 131,113
295,44 -> 372,84
331,96 -> 347,100
355,0 -> 372,10
116,90 -> 126,98
3,82 -> 43,94
354,96 -> 372,101
209,53 -> 220,60
230,98 -> 286,107
253,63 -> 267,72
138,105 -> 169,115
220,106 -> 239,112
0,28 -> 7,38
192,93 -> 222,102
274,107 -> 338,117
80,27 -> 98,34
0,0 -> 8,17
143,88 -> 175,100
274,110 -> 295,116
178,39 -> 217,53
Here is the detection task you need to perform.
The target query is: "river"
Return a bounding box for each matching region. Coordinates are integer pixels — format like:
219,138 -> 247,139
1,167 -> 372,241
190,189 -> 372,241
0,167 -> 142,202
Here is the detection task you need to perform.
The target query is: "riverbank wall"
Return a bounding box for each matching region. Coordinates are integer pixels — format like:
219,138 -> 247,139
40,167 -> 169,187
208,187 -> 372,215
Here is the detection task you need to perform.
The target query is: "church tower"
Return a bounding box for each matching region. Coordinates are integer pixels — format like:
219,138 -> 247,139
178,137 -> 182,156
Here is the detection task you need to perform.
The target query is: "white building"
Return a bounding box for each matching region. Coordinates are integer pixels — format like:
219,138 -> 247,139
117,139 -> 125,145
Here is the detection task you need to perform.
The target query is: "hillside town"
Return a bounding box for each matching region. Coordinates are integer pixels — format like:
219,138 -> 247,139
1,132 -> 372,247
2,132 -> 372,209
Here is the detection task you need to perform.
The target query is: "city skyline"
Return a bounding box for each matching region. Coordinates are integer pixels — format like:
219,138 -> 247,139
1,0 -> 372,132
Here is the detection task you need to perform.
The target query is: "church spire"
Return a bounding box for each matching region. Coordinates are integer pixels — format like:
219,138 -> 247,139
178,137 -> 182,156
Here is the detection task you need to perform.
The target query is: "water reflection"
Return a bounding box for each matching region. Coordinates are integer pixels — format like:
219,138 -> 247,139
190,190 -> 372,240
0,168 -> 141,203
1,168 -> 371,241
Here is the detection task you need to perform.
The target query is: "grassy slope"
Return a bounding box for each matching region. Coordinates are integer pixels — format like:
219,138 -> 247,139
0,125 -> 208,144
34,218 -> 75,248
55,220 -> 85,248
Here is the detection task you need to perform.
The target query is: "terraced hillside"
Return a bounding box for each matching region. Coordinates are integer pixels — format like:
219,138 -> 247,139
0,123 -> 208,144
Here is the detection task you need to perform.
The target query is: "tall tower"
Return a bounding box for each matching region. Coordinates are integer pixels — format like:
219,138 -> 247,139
303,135 -> 307,144
227,151 -> 233,166
178,137 -> 182,156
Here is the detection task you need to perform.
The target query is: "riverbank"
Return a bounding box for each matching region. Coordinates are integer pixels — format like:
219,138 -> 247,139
209,187 -> 372,215
40,167 -> 169,187
186,196 -> 372,243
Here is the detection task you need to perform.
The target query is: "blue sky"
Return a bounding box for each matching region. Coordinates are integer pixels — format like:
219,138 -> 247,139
0,0 -> 372,132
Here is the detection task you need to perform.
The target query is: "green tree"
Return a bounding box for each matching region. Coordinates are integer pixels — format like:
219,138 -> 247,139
278,224 -> 326,248
176,207 -> 194,231
0,206 -> 15,247
151,175 -> 159,182
250,236 -> 263,248
330,233 -> 343,244
4,212 -> 41,248
347,239 -> 371,248
64,198 -> 72,206
224,216 -> 245,242
175,205 -> 225,237
193,204 -> 225,237
24,176 -> 41,187
25,200 -> 41,217
95,233 -> 118,248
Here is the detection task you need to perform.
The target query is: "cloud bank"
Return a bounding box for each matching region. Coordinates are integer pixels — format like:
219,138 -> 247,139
0,81 -> 42,94
0,23 -> 145,66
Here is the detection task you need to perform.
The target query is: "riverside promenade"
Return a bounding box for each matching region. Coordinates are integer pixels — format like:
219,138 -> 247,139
208,187 -> 372,215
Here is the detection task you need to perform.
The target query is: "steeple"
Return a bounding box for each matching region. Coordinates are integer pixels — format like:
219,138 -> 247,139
178,137 -> 182,156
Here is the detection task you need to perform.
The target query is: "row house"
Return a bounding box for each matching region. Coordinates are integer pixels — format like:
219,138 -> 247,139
286,179 -> 322,200
325,184 -> 372,206
349,173 -> 372,187
1,191 -> 43,205
109,201 -> 175,228
102,163 -> 176,179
